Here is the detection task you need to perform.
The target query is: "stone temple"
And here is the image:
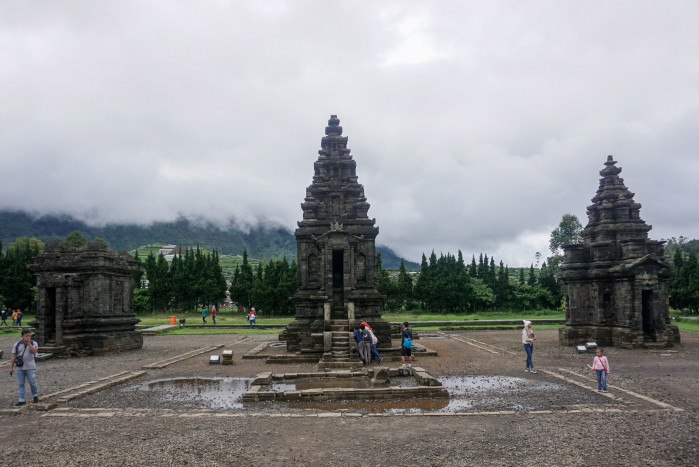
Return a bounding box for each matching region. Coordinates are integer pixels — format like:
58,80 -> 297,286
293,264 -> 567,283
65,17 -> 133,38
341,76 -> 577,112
286,115 -> 391,364
30,241 -> 143,355
559,156 -> 680,348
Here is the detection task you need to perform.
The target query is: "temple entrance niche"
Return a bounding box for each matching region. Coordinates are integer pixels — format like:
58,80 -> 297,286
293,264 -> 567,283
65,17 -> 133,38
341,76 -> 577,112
286,115 -> 391,362
559,156 -> 680,348
30,241 -> 143,356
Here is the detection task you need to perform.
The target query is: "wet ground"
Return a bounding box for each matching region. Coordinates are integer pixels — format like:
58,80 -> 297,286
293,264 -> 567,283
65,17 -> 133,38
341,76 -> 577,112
1,329 -> 697,465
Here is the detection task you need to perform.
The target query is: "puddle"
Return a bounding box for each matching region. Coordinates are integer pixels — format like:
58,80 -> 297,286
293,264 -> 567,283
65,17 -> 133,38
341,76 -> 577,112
265,376 -> 418,391
439,375 -> 563,395
123,377 -> 252,409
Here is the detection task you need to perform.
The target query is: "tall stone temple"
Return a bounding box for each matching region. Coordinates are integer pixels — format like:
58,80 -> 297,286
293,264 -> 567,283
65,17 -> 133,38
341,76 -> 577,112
559,156 -> 680,348
286,115 -> 391,364
30,242 -> 143,355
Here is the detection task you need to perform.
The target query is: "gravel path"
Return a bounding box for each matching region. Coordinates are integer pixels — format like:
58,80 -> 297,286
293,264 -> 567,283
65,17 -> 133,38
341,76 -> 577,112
0,329 -> 696,466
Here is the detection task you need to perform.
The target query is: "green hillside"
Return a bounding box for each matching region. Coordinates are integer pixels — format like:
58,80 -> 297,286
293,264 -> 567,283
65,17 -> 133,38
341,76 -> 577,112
0,210 -> 419,270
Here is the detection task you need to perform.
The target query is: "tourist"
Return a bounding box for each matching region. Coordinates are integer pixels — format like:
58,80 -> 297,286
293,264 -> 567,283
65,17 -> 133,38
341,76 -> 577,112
361,321 -> 383,363
9,329 -> 39,406
0,308 -> 7,326
16,309 -> 22,326
248,308 -> 256,328
12,309 -> 18,326
522,320 -> 537,373
202,306 -> 207,324
211,305 -> 217,325
400,322 -> 414,368
359,324 -> 372,365
587,348 -> 610,392
352,325 -> 364,363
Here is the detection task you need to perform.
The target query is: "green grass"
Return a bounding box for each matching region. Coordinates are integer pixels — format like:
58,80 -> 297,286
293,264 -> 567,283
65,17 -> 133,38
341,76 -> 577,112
136,312 -> 292,326
381,309 -> 564,322
160,327 -> 282,335
673,317 -> 699,333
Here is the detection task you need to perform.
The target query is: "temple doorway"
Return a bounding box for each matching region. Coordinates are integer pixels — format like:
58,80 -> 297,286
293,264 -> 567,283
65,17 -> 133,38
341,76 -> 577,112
641,289 -> 656,342
331,249 -> 345,318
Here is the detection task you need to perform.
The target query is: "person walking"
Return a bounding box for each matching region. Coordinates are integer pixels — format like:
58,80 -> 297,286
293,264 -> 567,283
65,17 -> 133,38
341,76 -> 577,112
247,308 -> 256,329
16,309 -> 22,326
211,305 -> 217,325
400,322 -> 414,368
587,348 -> 610,392
12,309 -> 18,326
0,309 -> 7,326
201,306 -> 207,324
9,329 -> 39,406
522,320 -> 537,373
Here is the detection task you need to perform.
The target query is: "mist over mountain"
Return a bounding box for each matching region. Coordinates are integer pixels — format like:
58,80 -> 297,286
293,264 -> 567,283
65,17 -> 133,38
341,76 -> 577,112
0,210 -> 419,270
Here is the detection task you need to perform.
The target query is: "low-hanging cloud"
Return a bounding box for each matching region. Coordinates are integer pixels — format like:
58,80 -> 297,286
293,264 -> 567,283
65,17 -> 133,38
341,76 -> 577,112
1,1 -> 698,266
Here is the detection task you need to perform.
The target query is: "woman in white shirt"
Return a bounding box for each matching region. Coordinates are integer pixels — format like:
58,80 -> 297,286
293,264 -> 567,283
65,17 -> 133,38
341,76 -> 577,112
522,320 -> 537,373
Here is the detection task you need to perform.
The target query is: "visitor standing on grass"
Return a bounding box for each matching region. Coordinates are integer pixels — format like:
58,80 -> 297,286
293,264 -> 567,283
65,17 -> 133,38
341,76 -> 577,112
12,309 -> 18,326
211,305 -> 217,325
248,308 -> 256,328
587,348 -> 610,392
16,309 -> 22,326
9,329 -> 39,406
0,308 -> 7,326
522,320 -> 537,373
400,322 -> 414,368
202,306 -> 207,324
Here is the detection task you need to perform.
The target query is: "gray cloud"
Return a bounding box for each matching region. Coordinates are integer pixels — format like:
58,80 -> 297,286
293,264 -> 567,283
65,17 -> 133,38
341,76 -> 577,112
1,1 -> 698,266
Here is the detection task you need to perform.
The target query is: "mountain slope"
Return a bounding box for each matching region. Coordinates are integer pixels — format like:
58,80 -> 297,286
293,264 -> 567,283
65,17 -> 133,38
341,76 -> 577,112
0,210 -> 419,269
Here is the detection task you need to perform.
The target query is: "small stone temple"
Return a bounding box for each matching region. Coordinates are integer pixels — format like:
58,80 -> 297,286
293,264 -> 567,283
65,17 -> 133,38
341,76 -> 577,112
286,115 -> 391,363
559,156 -> 680,348
30,241 -> 143,355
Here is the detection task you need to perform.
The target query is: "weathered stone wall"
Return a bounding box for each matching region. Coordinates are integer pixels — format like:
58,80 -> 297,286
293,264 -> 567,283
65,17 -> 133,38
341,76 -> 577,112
30,242 -> 143,356
560,156 -> 679,348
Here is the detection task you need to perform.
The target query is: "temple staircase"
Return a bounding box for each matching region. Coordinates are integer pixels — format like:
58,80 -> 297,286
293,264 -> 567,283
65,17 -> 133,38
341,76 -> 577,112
317,319 -> 361,369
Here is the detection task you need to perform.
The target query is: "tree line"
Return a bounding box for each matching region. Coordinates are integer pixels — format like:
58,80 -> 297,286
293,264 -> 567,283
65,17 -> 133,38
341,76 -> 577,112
376,250 -> 561,313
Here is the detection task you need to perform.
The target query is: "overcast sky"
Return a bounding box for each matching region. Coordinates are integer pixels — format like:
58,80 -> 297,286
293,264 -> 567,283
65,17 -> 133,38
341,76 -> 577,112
2,1 -> 698,266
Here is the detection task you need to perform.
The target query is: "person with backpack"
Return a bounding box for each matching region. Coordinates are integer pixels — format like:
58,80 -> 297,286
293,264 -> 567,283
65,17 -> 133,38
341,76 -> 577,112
11,309 -> 18,326
16,309 -> 22,326
400,321 -> 414,368
9,329 -> 39,406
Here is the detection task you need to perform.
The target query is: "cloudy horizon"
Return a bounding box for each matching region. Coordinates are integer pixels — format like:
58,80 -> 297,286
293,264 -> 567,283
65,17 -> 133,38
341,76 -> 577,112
2,1 -> 698,266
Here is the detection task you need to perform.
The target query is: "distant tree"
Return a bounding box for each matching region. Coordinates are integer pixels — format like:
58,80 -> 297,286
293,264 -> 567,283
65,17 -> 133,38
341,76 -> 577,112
375,252 -> 395,309
63,231 -> 87,248
469,255 -> 477,278
230,249 -> 254,309
0,237 -> 43,310
527,264 -> 536,286
549,214 -> 583,255
396,260 -> 414,309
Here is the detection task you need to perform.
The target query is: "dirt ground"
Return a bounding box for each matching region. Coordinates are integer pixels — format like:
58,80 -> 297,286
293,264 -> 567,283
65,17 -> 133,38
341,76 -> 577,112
0,328 -> 697,466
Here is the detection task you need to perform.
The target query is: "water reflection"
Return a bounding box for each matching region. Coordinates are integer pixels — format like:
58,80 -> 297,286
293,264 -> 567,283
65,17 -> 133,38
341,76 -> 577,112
123,377 -> 252,409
